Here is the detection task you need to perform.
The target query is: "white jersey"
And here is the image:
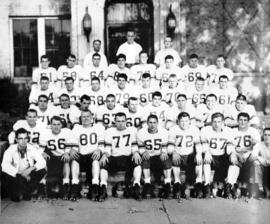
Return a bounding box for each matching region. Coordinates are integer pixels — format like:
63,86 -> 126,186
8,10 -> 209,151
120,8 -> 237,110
124,107 -> 145,129
55,105 -> 81,125
154,48 -> 182,67
29,105 -> 58,126
168,125 -> 201,155
72,124 -> 105,155
143,102 -> 169,127
105,64 -> 134,82
95,105 -> 125,128
155,66 -> 184,87
137,127 -> 168,156
104,126 -> 138,157
84,65 -> 107,86
166,103 -> 197,123
196,104 -> 225,124
83,51 -> 108,69
181,64 -> 208,87
32,67 -> 57,86
56,87 -> 83,105
136,84 -> 160,106
201,126 -> 234,156
9,120 -> 47,146
39,128 -> 74,157
130,64 -> 156,82
232,127 -> 261,156
57,65 -> 85,88
207,65 -> 234,85
82,87 -> 106,108
186,85 -> 210,107
252,142 -> 270,162
161,85 -> 186,105
209,86 -> 238,105
224,104 -> 257,122
116,41 -> 142,64
29,86 -> 57,106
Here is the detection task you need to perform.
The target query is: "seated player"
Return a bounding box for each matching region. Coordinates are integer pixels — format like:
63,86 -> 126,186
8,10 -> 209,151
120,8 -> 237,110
55,94 -> 81,128
95,94 -> 125,129
2,128 -> 46,202
200,112 -> 235,198
99,112 -> 142,201
32,55 -> 57,88
137,114 -> 172,199
168,112 -> 202,200
224,94 -> 259,128
70,110 -> 105,201
29,76 -> 56,106
39,116 -> 76,199
165,94 -> 197,130
253,128 -> 270,198
8,109 -> 46,147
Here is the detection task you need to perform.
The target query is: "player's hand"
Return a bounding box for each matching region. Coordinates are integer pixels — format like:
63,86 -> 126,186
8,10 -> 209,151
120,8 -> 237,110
92,149 -> 101,161
132,152 -> 142,165
160,152 -> 169,161
172,151 -> 181,166
142,151 -> 150,161
258,157 -> 267,166
42,152 -> 50,160
204,153 -> 212,164
195,154 -> 203,165
20,168 -> 32,181
229,152 -> 238,165
70,149 -> 80,160
61,152 -> 70,163
99,154 -> 109,167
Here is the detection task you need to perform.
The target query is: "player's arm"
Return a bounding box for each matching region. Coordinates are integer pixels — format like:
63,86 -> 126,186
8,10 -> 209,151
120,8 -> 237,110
1,147 -> 20,177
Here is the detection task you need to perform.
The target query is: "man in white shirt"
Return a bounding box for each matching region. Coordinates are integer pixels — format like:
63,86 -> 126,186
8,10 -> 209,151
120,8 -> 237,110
116,30 -> 142,67
83,39 -> 108,69
2,128 -> 46,202
154,36 -> 181,67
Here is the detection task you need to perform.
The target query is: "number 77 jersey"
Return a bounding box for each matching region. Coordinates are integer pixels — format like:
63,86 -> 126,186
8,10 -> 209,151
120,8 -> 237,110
200,126 -> 234,156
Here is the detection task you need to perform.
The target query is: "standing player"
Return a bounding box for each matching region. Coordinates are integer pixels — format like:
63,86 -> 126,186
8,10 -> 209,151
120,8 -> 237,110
137,114 -> 172,199
168,112 -> 202,199
200,113 -> 235,198
32,55 -> 57,88
99,112 -> 142,201
71,110 -> 105,201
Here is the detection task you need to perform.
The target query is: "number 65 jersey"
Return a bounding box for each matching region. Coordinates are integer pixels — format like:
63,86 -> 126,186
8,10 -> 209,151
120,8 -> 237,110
39,128 -> 74,157
200,126 -> 234,156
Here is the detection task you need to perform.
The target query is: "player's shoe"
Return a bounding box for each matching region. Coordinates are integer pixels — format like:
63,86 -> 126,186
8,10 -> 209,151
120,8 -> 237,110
142,183 -> 153,199
225,183 -> 232,199
99,184 -> 108,202
62,183 -> 70,200
133,183 -> 142,201
173,183 -> 181,199
70,184 -> 80,201
37,184 -> 47,200
162,183 -> 171,199
89,184 -> 99,201
195,183 -> 203,198
204,184 -> 211,199
123,185 -> 131,198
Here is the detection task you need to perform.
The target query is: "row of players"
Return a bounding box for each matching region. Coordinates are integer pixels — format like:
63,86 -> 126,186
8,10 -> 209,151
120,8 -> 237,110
32,52 -> 233,91
2,110 -> 270,202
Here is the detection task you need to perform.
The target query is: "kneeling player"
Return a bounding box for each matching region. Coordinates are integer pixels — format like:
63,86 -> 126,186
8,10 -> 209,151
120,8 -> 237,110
99,112 -> 142,201
137,114 -> 172,199
70,110 -> 104,201
168,112 -> 202,199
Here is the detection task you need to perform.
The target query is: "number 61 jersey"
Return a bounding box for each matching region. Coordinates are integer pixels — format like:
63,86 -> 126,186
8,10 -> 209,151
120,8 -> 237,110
39,128 -> 75,157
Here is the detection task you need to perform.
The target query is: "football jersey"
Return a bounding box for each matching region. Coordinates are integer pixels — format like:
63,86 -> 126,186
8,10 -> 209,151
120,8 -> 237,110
166,103 -> 197,123
57,65 -> 85,88
55,105 -> 81,125
82,87 -> 106,108
29,105 -> 58,126
29,86 -> 57,105
32,67 -> 57,86
137,126 -> 168,156
207,65 -> 234,85
168,125 -> 201,155
181,64 -> 208,87
209,86 -> 238,106
105,64 -> 134,83
186,84 -> 210,107
104,126 -> 138,157
130,64 -> 156,82
154,48 -> 182,67
196,104 -> 225,124
9,120 -> 47,146
252,142 -> 270,162
200,126 -> 234,156
136,84 -> 160,107
56,87 -> 83,105
155,66 -> 184,88
232,127 -> 261,155
95,104 -> 125,128
143,102 -> 169,127
84,65 -> 107,86
161,84 -> 186,105
224,104 -> 257,122
72,124 -> 105,155
124,107 -> 145,129
39,128 -> 74,156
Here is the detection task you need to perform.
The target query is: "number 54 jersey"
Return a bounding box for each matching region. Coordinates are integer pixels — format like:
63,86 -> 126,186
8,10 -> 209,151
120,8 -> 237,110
39,128 -> 75,157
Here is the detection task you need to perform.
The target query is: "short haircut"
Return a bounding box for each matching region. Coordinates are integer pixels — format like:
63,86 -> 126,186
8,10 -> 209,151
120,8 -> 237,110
40,76 -> 50,82
117,73 -> 128,81
206,93 -> 217,100
217,54 -> 226,59
15,128 -> 29,138
115,112 -> 126,120
177,112 -> 190,121
40,55 -> 49,61
106,94 -> 116,100
128,97 -> 138,105
38,94 -> 49,101
237,112 -> 250,121
147,114 -> 158,123
80,94 -> 90,102
236,94 -> 247,101
68,54 -> 76,59
92,53 -> 101,58
116,54 -> 126,61
169,74 -> 177,79
91,76 -> 100,83
165,54 -> 174,61
177,94 -> 187,100
219,75 -> 229,81
139,51 -> 148,56
27,109 -> 37,115
60,93 -> 70,99
81,109 -> 92,116
263,127 -> 270,134
211,112 -> 224,121
189,54 -> 199,59
196,77 -> 205,82
50,115 -> 62,124
152,91 -> 162,98
93,39 -> 101,44
141,73 -> 151,79
65,77 -> 74,82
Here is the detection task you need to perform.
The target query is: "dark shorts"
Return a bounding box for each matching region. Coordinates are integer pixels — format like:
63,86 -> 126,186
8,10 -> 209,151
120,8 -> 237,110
238,157 -> 254,183
76,153 -> 94,172
211,154 -> 230,183
142,155 -> 172,170
173,154 -> 196,184
263,166 -> 270,188
47,156 -> 64,182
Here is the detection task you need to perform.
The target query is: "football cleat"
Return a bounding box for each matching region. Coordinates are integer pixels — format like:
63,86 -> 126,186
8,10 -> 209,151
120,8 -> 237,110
162,183 -> 171,199
37,184 -> 47,200
173,183 -> 181,199
142,183 -> 153,199
204,184 -> 211,199
225,183 -> 232,199
90,184 -> 100,201
133,184 -> 142,201
195,183 -> 203,199
62,184 -> 70,200
99,185 -> 108,202
70,184 -> 80,201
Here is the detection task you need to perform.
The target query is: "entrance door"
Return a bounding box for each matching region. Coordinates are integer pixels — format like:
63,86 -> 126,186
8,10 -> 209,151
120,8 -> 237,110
105,0 -> 154,63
